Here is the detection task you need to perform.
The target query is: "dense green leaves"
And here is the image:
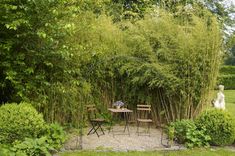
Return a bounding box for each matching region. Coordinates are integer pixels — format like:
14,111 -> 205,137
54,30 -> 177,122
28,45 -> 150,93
0,0 -> 223,125
218,66 -> 235,89
0,0 -> 84,124
168,119 -> 211,148
0,102 -> 46,144
195,109 -> 235,146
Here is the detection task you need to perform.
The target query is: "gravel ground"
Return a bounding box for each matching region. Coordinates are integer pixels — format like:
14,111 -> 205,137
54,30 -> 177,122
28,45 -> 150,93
63,125 -> 183,151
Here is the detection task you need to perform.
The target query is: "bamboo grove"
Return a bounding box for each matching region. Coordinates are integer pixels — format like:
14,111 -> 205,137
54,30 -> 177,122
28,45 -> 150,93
0,0 -> 223,126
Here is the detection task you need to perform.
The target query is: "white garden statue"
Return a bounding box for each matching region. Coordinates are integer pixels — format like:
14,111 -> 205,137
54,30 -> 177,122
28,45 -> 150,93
214,85 -> 225,110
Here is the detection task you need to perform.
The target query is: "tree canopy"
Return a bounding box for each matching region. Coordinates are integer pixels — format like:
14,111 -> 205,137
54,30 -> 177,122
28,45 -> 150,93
0,0 -> 224,125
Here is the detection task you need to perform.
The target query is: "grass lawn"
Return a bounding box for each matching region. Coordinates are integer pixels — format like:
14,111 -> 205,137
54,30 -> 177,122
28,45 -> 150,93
60,148 -> 235,156
224,90 -> 235,115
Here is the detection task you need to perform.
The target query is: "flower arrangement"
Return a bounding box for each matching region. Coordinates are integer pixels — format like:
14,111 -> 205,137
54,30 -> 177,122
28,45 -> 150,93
113,101 -> 124,109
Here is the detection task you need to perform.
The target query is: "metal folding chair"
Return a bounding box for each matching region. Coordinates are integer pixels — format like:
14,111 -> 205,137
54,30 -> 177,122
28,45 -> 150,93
86,105 -> 105,137
136,104 -> 153,136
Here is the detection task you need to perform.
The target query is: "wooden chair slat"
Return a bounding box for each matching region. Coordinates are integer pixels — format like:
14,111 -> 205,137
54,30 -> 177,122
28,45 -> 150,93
136,104 -> 152,136
137,108 -> 151,111
137,105 -> 151,108
86,104 -> 105,137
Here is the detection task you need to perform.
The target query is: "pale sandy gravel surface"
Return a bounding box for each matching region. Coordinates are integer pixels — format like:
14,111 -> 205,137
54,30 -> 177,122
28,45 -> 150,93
62,125 -> 183,151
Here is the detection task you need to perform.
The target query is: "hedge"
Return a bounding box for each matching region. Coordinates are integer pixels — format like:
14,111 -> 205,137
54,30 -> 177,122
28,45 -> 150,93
218,66 -> 235,90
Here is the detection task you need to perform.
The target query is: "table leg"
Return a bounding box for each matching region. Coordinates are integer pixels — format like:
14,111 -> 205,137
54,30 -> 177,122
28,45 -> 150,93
124,112 -> 130,136
108,112 -> 115,137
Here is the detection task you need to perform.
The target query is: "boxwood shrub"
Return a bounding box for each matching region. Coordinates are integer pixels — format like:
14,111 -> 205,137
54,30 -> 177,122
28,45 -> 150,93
195,109 -> 235,146
0,102 -> 46,144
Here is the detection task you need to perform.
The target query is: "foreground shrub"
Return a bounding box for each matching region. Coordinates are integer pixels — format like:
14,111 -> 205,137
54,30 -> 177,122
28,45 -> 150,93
168,119 -> 210,148
185,126 -> 211,148
11,123 -> 66,156
195,109 -> 235,146
169,119 -> 196,144
0,144 -> 14,156
0,102 -> 46,144
45,123 -> 66,150
12,137 -> 52,156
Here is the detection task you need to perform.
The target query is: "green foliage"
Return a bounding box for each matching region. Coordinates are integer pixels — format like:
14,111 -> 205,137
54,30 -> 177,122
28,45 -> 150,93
72,7 -> 222,124
185,126 -> 211,148
12,137 -> 53,156
218,66 -> 235,89
169,119 -> 196,144
166,125 -> 175,146
45,123 -> 66,150
0,102 -> 46,144
0,0 -> 83,125
195,109 -> 235,146
0,104 -> 66,155
169,119 -> 211,148
225,33 -> 235,65
109,9 -> 221,121
110,0 -> 155,20
0,144 -> 15,156
220,66 -> 235,75
0,0 -> 223,126
218,75 -> 235,90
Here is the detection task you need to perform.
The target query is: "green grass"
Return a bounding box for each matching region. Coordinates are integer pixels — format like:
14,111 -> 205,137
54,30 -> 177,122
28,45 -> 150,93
224,90 -> 235,115
60,148 -> 235,156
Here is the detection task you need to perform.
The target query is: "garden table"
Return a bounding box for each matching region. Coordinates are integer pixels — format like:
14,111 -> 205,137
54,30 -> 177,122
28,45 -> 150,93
108,108 -> 133,136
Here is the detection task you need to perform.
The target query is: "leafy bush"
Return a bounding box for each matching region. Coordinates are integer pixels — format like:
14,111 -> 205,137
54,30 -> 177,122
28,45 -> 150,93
185,126 -> 211,148
169,119 -> 211,148
170,119 -> 196,144
45,123 -> 66,150
0,102 -> 46,144
0,144 -> 14,156
12,137 -> 53,156
195,109 -> 235,146
166,125 -> 175,146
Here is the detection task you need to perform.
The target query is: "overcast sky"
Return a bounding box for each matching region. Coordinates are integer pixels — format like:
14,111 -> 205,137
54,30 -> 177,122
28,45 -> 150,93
224,0 -> 235,8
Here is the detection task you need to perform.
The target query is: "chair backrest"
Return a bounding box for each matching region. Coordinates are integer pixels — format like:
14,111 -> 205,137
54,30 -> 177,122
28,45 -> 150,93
86,105 -> 97,120
137,104 -> 152,119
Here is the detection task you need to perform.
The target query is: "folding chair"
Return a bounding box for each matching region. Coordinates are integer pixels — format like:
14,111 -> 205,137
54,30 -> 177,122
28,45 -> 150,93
86,105 -> 105,137
136,104 -> 153,136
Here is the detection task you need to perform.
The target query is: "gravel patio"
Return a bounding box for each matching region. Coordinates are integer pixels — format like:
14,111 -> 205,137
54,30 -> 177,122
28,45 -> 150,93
63,125 -> 183,152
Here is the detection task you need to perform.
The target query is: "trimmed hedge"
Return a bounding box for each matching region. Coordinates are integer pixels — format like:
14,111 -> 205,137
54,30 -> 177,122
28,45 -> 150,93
218,66 -> 235,89
195,109 -> 235,146
0,102 -> 46,144
220,65 -> 235,74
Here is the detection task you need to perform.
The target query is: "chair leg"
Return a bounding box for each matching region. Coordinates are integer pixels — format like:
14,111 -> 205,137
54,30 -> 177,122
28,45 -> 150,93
124,112 -> 127,132
98,122 -> 105,135
137,121 -> 139,136
88,122 -> 105,137
87,122 -> 96,135
88,122 -> 99,136
87,127 -> 95,135
124,112 -> 130,135
94,124 -> 100,137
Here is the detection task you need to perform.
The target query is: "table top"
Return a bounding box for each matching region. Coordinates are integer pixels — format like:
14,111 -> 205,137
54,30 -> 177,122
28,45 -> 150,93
108,108 -> 133,113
